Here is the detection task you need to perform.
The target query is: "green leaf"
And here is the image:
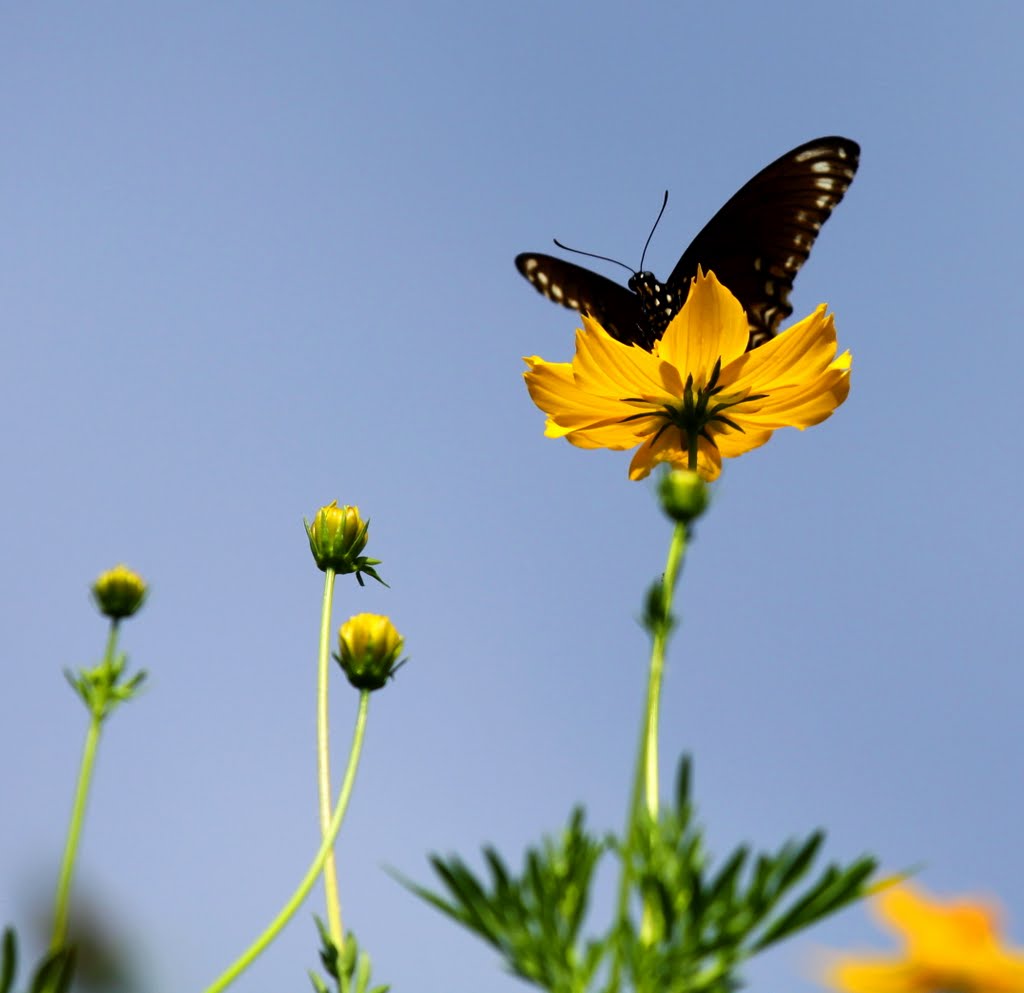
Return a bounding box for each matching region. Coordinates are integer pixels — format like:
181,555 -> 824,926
421,858 -> 504,947
773,832 -> 824,895
1,929 -> 15,993
674,756 -> 692,814
27,947 -> 75,993
704,846 -> 748,911
313,917 -> 340,979
752,856 -> 876,950
353,950 -> 372,993
482,847 -> 512,893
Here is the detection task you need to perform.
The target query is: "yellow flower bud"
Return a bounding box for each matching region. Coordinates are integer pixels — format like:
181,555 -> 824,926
658,469 -> 710,524
305,501 -> 369,573
91,564 -> 148,620
335,613 -> 405,691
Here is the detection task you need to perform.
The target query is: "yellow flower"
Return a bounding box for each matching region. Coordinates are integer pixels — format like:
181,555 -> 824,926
824,884 -> 1024,993
303,502 -> 387,585
91,564 -> 148,620
335,613 -> 405,691
523,269 -> 851,481
305,501 -> 369,573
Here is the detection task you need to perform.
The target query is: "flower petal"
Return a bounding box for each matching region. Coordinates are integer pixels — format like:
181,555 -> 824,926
628,428 -> 723,481
732,361 -> 851,430
574,316 -> 679,398
724,306 -> 841,394
825,960 -> 922,993
658,269 -> 750,382
524,356 -> 624,425
711,423 -> 774,458
524,354 -> 658,450
825,886 -> 1024,993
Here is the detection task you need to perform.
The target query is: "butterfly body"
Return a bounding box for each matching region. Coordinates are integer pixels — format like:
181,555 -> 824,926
516,136 -> 860,351
626,271 -> 680,347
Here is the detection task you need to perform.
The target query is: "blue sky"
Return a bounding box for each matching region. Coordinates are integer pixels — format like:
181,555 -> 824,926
2,3 -> 1022,992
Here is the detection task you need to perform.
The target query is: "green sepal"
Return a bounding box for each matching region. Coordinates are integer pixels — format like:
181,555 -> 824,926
353,559 -> 388,588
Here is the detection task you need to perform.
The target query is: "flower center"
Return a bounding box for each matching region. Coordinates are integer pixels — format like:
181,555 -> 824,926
623,358 -> 765,449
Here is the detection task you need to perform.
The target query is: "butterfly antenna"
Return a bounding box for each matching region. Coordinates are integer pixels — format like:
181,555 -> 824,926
639,191 -> 669,272
552,238 -> 634,275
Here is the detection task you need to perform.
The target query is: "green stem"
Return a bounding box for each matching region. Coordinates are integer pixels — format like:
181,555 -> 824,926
316,568 -> 344,949
642,522 -> 687,816
50,716 -> 100,951
50,621 -> 120,951
202,690 -> 371,993
609,513 -> 689,984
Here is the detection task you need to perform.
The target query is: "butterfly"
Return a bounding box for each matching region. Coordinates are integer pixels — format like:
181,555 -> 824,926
515,136 -> 860,351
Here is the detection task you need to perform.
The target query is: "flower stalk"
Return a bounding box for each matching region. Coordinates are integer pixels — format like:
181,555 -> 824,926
203,690 -> 371,993
641,519 -> 687,817
49,625 -> 118,952
614,479 -> 694,978
316,567 -> 345,950
53,567 -> 148,954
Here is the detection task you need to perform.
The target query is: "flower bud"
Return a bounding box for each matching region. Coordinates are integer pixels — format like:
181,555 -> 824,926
658,469 -> 710,524
91,564 -> 148,620
335,613 -> 405,691
305,502 -> 369,573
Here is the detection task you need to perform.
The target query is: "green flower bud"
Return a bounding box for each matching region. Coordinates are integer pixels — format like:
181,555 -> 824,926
658,469 -> 710,524
91,564 -> 148,620
335,613 -> 405,691
305,501 -> 370,573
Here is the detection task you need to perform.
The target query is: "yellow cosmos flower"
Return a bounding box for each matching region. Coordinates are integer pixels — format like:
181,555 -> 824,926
523,269 -> 851,481
91,564 -> 148,620
335,613 -> 405,691
824,884 -> 1024,993
305,500 -> 369,573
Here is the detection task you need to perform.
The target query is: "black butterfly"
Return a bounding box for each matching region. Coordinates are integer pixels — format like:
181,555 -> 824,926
515,136 -> 859,352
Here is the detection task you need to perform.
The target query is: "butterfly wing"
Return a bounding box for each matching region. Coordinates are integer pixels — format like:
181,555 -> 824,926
515,253 -> 646,345
667,136 -> 860,346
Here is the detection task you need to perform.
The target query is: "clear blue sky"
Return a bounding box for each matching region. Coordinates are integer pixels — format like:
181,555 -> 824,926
2,4 -> 1022,992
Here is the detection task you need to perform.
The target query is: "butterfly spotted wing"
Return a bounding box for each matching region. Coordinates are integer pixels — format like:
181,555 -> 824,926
515,136 -> 860,351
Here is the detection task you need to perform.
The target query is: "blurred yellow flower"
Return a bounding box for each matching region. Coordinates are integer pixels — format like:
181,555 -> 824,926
523,269 -> 850,481
824,884 -> 1024,993
91,564 -> 148,620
